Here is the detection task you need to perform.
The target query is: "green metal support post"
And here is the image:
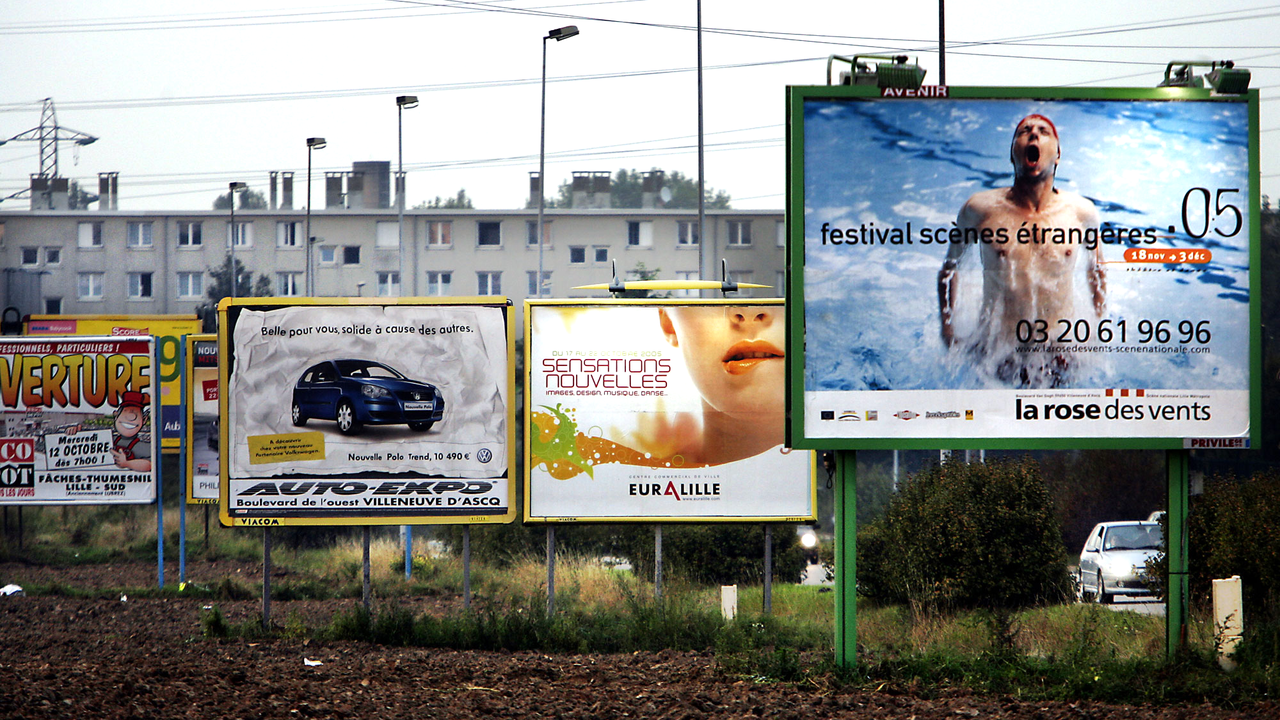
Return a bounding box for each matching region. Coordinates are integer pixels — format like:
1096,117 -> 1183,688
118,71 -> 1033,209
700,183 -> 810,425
834,449 -> 858,666
1166,449 -> 1189,659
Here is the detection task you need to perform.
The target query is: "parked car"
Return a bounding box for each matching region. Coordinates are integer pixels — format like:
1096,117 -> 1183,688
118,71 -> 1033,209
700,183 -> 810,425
291,359 -> 445,436
1077,521 -> 1163,604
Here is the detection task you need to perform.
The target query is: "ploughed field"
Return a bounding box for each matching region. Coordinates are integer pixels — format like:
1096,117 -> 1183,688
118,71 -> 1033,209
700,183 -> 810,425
0,561 -> 1264,719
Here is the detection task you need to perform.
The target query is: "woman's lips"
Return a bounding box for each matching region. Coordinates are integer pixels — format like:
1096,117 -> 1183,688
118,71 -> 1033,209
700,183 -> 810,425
722,340 -> 784,375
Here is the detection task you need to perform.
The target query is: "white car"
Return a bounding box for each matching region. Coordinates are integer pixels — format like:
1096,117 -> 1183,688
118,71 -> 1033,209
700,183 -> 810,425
1077,521 -> 1163,604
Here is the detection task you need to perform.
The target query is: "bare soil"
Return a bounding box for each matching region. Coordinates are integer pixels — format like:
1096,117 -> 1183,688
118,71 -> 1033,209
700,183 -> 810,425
0,561 -> 1271,719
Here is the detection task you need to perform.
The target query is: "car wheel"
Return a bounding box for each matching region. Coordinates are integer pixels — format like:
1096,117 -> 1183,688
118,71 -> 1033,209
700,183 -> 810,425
1096,572 -> 1113,605
408,421 -> 434,432
291,402 -> 307,427
336,400 -> 362,435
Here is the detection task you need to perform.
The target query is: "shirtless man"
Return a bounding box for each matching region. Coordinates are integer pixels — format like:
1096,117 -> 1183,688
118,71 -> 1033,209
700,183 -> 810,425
937,113 -> 1106,388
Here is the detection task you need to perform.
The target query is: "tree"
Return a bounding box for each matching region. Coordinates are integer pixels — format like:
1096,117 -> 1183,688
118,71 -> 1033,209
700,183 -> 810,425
203,256 -> 272,306
619,261 -> 667,299
68,181 -> 98,210
534,168 -> 732,210
415,189 -> 473,209
212,188 -> 268,210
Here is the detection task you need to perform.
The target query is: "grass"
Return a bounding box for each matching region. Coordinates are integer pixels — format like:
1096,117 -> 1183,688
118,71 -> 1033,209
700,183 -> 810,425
6,502 -> 1280,706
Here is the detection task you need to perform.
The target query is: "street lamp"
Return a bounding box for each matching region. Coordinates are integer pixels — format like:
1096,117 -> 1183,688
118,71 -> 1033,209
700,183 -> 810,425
396,96 -> 418,297
537,24 -> 579,299
305,137 -> 326,296
228,182 -> 248,298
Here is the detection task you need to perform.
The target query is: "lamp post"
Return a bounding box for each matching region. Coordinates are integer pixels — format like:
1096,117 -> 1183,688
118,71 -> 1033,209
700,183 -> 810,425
396,96 -> 418,297
537,24 -> 579,299
227,182 -> 247,298
305,137 -> 327,296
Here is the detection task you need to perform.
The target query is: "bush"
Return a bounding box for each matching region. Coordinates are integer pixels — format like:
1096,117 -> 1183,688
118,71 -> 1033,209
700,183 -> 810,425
618,524 -> 807,586
1186,471 -> 1280,620
857,457 -> 1072,610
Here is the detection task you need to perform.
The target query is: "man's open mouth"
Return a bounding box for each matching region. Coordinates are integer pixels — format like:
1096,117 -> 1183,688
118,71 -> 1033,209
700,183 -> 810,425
722,341 -> 784,375
1026,145 -> 1041,164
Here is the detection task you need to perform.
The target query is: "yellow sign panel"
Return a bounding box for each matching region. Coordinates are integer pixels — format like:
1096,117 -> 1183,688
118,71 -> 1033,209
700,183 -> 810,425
248,432 -> 326,464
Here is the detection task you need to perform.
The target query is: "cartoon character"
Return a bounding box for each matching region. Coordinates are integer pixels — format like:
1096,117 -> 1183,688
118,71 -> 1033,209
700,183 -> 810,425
111,390 -> 152,471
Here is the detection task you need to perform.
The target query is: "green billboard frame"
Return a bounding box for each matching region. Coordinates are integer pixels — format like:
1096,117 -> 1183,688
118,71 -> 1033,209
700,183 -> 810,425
785,85 -> 1262,451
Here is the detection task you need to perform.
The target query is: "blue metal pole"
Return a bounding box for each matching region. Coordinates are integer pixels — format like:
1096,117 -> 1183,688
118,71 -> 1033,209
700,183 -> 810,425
405,526 -> 413,579
155,340 -> 164,589
178,337 -> 187,586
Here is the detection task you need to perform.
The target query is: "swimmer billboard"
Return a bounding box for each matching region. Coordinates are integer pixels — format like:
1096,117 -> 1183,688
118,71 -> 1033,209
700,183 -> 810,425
0,336 -> 157,505
525,300 -> 814,522
217,298 -> 514,527
25,314 -> 202,453
185,334 -> 219,504
786,85 -> 1260,449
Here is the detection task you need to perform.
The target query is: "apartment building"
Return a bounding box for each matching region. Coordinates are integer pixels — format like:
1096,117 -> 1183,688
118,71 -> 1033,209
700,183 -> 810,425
0,170 -> 786,320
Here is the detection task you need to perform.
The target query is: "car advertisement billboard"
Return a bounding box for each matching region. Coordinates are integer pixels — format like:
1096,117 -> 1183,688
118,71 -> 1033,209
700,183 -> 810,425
25,314 -> 202,453
0,336 -> 157,505
786,86 -> 1260,450
185,334 -> 219,504
525,300 -> 814,522
217,298 -> 514,526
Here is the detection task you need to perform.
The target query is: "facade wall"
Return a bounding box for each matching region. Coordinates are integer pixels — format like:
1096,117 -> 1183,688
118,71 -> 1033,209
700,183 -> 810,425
0,208 -> 786,318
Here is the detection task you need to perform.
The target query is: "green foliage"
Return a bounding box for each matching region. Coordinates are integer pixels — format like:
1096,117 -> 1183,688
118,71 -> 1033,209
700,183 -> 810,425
539,168 -> 731,209
1185,471 -> 1280,619
212,188 -> 268,210
617,524 -> 807,586
414,189 -> 474,209
202,256 -> 273,306
857,458 -> 1073,610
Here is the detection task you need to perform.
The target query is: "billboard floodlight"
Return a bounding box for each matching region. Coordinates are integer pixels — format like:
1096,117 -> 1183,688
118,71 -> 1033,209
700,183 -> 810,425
827,54 -> 926,89
1159,61 -> 1250,94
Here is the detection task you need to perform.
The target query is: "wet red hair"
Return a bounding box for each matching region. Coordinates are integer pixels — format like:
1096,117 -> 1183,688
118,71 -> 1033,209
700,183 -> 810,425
1015,114 -> 1058,139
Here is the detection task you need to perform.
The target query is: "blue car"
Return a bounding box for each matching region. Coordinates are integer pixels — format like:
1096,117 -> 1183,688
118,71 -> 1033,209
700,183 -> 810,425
291,359 -> 445,435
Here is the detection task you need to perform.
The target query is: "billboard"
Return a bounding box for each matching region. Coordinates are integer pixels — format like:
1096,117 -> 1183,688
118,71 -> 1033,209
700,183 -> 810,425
25,314 -> 202,452
786,86 -> 1260,450
185,334 -> 219,504
525,300 -> 814,522
218,298 -> 514,526
0,336 -> 157,505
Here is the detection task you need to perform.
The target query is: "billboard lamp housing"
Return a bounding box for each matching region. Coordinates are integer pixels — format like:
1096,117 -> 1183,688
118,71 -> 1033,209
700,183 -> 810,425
1159,61 -> 1250,94
827,54 -> 925,90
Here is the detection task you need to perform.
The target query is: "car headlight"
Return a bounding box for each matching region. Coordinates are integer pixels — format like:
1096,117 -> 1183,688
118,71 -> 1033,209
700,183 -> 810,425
362,384 -> 390,399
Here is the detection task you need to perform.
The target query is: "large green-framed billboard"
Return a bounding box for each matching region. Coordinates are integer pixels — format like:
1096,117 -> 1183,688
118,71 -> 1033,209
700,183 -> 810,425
785,85 -> 1260,450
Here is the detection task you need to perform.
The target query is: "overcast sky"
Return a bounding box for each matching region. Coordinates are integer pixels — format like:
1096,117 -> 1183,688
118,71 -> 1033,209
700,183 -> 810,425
1,0 -> 1277,212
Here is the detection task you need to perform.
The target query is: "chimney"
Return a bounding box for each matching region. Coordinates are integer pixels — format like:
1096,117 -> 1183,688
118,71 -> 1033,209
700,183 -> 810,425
641,170 -> 666,209
351,161 -> 390,209
29,176 -> 49,210
571,171 -> 611,209
529,172 -> 541,208
325,172 -> 344,209
347,172 -> 365,210
98,172 -> 119,211
281,172 -> 294,210
269,172 -> 279,209
50,178 -> 70,210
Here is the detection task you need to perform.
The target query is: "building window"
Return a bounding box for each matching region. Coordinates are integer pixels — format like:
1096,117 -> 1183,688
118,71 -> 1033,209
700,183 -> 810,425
776,271 -> 786,297
527,271 -> 551,296
276,221 -> 301,247
44,247 -> 61,265
44,297 -> 62,314
727,220 -> 752,246
319,246 -> 336,264
674,271 -> 699,298
228,221 -> 253,247
343,246 -> 361,265
178,221 -> 203,247
128,272 -> 154,299
425,271 -> 452,296
276,272 -> 302,297
477,271 -> 501,296
377,271 -> 401,297
775,220 -> 786,248
677,221 -> 699,246
78,272 -> 104,300
78,222 -> 103,248
594,246 -> 609,264
375,221 -> 400,248
427,221 -> 452,247
526,220 -> 551,247
177,272 -> 203,299
477,221 -> 502,247
20,247 -> 39,266
127,221 -> 154,248
569,246 -> 586,265
727,270 -> 754,297
627,220 -> 653,247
